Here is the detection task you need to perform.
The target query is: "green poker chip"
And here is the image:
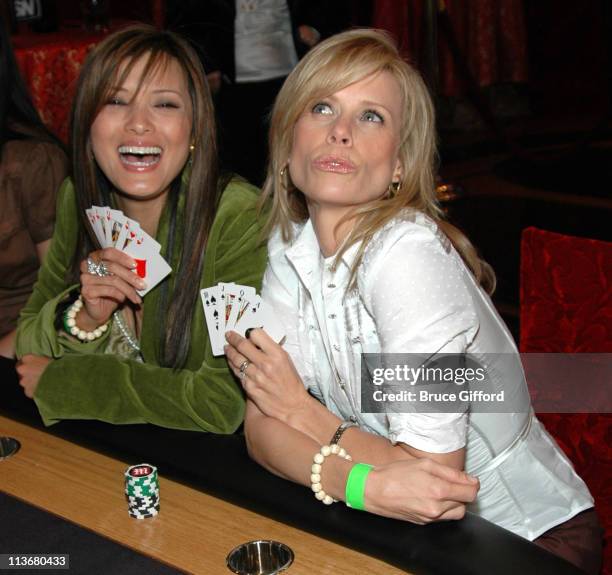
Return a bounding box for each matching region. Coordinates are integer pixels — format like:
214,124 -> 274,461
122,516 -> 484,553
125,463 -> 160,519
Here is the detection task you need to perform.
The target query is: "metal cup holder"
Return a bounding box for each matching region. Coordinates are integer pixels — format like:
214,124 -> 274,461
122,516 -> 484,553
0,437 -> 21,460
226,540 -> 294,574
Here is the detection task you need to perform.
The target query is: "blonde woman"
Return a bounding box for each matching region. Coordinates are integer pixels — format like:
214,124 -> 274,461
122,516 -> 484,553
225,29 -> 600,574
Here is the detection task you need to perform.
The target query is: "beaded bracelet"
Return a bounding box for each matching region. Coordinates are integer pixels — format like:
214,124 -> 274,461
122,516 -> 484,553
63,296 -> 110,342
310,444 -> 352,505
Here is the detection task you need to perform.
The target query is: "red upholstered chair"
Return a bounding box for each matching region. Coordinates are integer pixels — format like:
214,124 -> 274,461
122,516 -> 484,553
520,227 -> 612,574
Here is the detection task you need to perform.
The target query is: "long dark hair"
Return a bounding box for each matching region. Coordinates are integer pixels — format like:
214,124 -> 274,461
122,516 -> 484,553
0,14 -> 63,154
70,24 -> 219,369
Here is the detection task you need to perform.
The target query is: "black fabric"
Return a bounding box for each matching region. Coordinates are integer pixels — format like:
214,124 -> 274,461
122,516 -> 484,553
0,492 -> 183,575
1,357 -> 585,575
216,76 -> 286,185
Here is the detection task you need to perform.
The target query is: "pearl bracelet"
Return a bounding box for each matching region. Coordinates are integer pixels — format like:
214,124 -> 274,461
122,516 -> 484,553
310,444 -> 352,505
63,296 -> 109,342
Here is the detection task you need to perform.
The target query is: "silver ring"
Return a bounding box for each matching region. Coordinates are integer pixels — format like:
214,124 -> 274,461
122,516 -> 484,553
87,257 -> 111,277
87,257 -> 99,275
98,261 -> 110,276
239,360 -> 250,380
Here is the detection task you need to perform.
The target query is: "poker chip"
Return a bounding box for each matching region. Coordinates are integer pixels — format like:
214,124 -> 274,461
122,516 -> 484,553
128,508 -> 159,520
126,486 -> 159,497
130,505 -> 160,515
124,463 -> 160,519
126,495 -> 159,504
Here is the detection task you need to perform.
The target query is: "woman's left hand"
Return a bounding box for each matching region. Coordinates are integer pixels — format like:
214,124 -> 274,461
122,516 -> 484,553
16,354 -> 52,398
225,330 -> 310,423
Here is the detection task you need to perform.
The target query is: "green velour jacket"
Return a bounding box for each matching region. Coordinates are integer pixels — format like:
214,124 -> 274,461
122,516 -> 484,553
15,177 -> 268,433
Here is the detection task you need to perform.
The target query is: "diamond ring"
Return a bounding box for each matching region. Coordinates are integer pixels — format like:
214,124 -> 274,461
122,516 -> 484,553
239,360 -> 250,380
86,257 -> 111,277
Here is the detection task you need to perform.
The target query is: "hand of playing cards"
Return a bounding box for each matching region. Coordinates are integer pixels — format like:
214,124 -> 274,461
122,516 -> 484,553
86,205 -> 172,296
201,282 -> 285,356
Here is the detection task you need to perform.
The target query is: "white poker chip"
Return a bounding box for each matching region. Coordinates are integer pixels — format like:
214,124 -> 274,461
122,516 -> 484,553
129,506 -> 160,514
128,510 -> 159,519
129,505 -> 159,513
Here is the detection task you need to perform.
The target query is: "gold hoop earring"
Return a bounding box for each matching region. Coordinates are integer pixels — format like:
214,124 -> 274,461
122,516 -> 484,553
279,163 -> 292,190
280,159 -> 290,178
387,180 -> 401,199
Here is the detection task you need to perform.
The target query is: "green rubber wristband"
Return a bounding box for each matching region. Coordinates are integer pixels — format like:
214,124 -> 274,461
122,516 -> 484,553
345,463 -> 373,510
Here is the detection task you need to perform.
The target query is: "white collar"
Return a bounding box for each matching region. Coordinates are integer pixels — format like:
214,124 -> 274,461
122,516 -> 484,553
284,219 -> 361,287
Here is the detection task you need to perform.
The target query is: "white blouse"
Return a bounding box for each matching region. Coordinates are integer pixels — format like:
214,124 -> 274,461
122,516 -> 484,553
262,211 -> 593,540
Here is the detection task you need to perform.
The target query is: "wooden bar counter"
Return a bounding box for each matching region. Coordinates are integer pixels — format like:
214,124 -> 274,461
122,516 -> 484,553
0,415 -> 405,574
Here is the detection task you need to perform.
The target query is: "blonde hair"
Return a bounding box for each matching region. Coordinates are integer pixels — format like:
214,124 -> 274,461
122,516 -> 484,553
261,28 -> 495,293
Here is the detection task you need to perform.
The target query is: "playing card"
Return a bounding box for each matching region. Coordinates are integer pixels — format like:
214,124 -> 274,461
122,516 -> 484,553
234,295 -> 286,344
123,230 -> 169,297
93,205 -> 111,247
108,209 -> 127,248
102,206 -> 115,247
217,282 -> 236,335
124,226 -> 161,255
86,207 -> 105,246
89,205 -> 109,246
201,286 -> 223,355
115,216 -> 141,253
225,284 -> 256,332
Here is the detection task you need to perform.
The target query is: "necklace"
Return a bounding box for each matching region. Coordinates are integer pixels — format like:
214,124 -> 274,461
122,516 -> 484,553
113,310 -> 141,353
239,0 -> 258,12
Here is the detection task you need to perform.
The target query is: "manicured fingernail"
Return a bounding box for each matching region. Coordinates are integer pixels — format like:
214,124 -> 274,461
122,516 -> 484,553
130,261 -> 137,269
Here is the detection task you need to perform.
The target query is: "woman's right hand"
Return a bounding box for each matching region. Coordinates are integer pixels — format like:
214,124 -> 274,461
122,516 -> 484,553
78,248 -> 145,329
364,458 -> 479,524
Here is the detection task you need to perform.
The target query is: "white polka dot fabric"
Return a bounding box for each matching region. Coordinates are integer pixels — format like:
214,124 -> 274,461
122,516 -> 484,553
262,212 -> 593,540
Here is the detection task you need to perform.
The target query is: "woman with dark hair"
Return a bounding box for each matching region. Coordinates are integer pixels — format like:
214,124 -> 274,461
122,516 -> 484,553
15,24 -> 267,433
0,15 -> 67,358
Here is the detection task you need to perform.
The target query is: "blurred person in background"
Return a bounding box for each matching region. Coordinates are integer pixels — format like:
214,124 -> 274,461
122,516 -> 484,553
0,14 -> 68,359
167,0 -> 352,185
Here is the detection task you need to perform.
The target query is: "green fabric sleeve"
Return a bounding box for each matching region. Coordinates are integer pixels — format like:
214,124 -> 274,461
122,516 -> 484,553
34,353 -> 247,433
17,178 -> 268,434
16,178 -> 111,357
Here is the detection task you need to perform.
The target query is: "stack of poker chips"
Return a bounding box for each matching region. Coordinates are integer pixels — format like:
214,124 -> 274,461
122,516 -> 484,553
124,463 -> 160,519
